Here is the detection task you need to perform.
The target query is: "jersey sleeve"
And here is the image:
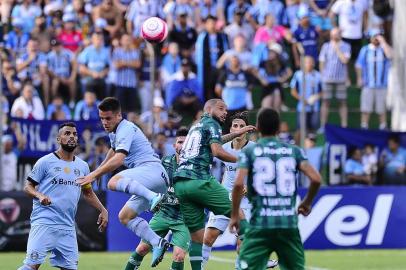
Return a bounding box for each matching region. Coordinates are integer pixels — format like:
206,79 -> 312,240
237,147 -> 251,169
207,120 -> 223,145
27,157 -> 48,185
114,125 -> 135,155
81,162 -> 92,190
294,146 -> 308,167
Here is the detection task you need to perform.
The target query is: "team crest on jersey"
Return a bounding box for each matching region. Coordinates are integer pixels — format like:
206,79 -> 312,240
54,167 -> 62,172
253,147 -> 263,156
64,167 -> 71,174
74,169 -> 81,177
30,251 -> 39,260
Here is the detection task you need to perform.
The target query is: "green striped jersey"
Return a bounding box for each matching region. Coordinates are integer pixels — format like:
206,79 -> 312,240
238,137 -> 307,229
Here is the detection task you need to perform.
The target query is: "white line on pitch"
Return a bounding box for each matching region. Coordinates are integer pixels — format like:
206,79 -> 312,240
306,267 -> 331,270
210,256 -> 235,264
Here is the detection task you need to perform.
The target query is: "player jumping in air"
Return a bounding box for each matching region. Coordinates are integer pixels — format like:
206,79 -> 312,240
202,112 -> 278,269
18,122 -> 108,270
77,97 -> 171,266
173,99 -> 255,270
125,127 -> 191,270
230,108 -> 321,270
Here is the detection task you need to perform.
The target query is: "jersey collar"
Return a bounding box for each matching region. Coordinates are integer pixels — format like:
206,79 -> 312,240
53,151 -> 75,161
258,136 -> 279,144
112,119 -> 125,134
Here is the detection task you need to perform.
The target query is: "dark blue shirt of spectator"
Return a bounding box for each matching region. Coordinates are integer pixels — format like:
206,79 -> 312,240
74,90 -> 100,120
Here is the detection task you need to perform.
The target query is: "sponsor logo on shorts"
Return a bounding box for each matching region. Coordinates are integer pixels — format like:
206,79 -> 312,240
30,251 -> 39,260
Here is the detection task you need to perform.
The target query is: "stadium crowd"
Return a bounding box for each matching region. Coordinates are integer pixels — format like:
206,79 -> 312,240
0,0 -> 398,190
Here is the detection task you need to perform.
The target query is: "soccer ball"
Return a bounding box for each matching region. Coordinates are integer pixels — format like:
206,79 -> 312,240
141,17 -> 168,44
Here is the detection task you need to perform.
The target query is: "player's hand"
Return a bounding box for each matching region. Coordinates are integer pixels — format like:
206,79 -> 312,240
38,194 -> 51,206
239,125 -> 256,135
298,201 -> 312,216
76,175 -> 96,186
229,217 -> 240,234
97,209 -> 108,232
242,186 -> 247,196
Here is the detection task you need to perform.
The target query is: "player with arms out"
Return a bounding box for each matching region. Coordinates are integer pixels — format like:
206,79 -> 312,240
230,108 -> 321,270
76,97 -> 171,266
18,122 -> 108,270
125,127 -> 191,270
202,112 -> 278,269
173,99 -> 255,270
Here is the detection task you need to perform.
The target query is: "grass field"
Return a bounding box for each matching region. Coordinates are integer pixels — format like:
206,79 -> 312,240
2,250 -> 406,270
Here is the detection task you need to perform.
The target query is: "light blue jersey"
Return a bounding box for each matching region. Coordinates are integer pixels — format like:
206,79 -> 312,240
109,119 -> 160,168
27,153 -> 90,230
222,140 -> 255,209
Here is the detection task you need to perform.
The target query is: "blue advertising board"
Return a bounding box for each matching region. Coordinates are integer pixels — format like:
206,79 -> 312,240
106,187 -> 406,250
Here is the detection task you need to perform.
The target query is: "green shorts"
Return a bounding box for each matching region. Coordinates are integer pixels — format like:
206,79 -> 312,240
142,215 -> 191,251
239,228 -> 304,270
174,177 -> 231,233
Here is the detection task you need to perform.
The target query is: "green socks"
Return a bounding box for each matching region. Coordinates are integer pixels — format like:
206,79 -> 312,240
124,251 -> 144,270
171,261 -> 184,270
189,241 -> 203,270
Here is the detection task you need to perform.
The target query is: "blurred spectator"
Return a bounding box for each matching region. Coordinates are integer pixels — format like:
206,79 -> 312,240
11,80 -> 45,120
195,15 -> 229,100
330,0 -> 368,60
356,29 -> 392,130
290,56 -> 322,131
5,18 -> 30,59
125,0 -> 164,38
319,28 -> 351,130
253,14 -> 292,46
11,0 -> 41,34
58,13 -> 83,53
308,0 -> 334,42
0,0 -> 13,26
88,136 -> 111,190
224,9 -> 254,47
302,133 -> 323,187
168,10 -> 198,57
362,143 -> 378,176
30,15 -> 54,54
254,43 -> 292,111
46,96 -> 72,120
160,42 -> 182,88
247,0 -> 285,28
283,0 -> 310,32
140,96 -> 169,136
1,59 -> 22,106
379,135 -> 406,185
370,0 -> 393,45
226,0 -> 251,24
345,147 -> 372,185
278,121 -> 295,144
166,58 -> 203,119
217,35 -> 252,71
112,33 -> 141,113
46,39 -> 77,108
16,38 -> 48,103
292,9 -> 319,68
153,132 -> 174,158
0,135 -> 17,191
64,0 -> 92,37
78,32 -> 110,99
195,0 -> 225,30
215,55 -> 254,112
74,90 -> 100,120
92,0 -> 123,38
164,0 -> 195,29
44,1 -> 64,30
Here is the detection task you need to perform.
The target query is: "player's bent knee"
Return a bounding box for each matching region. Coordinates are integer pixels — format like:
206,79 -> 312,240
204,228 -> 221,246
107,175 -> 122,190
118,206 -> 138,225
172,247 -> 186,262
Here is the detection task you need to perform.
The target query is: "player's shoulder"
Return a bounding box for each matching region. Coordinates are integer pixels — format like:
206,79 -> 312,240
35,153 -> 57,166
162,154 -> 176,164
73,155 -> 90,168
241,141 -> 258,155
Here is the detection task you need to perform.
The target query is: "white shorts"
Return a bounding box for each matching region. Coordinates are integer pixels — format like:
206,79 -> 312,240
121,162 -> 169,214
206,207 -> 252,233
24,225 -> 78,269
361,88 -> 386,114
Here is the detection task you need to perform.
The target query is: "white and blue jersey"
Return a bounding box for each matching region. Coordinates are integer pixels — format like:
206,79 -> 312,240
356,44 -> 391,89
222,141 -> 256,209
290,70 -> 322,112
27,152 -> 90,229
109,119 -> 161,168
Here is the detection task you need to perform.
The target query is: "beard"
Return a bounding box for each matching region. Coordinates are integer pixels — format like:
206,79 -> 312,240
61,143 -> 77,152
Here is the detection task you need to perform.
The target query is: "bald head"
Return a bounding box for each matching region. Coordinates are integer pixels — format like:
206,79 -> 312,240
203,99 -> 228,123
204,99 -> 223,112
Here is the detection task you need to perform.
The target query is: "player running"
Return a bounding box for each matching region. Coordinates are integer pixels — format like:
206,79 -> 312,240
173,99 -> 255,270
230,108 -> 321,270
18,122 -> 108,270
202,112 -> 278,269
77,97 -> 171,266
125,127 -> 191,270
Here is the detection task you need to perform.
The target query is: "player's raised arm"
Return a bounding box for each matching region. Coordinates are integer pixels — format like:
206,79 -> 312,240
81,185 -> 108,232
298,160 -> 321,216
221,125 -> 256,144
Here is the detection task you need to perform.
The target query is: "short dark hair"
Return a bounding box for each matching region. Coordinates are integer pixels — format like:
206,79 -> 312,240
59,122 -> 77,131
257,108 -> 280,136
348,147 -> 359,158
98,97 -> 121,112
388,134 -> 400,144
176,127 -> 189,137
231,111 -> 249,125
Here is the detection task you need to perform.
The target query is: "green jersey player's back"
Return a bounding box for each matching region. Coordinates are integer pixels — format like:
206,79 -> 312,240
238,137 -> 307,229
174,113 -> 223,181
